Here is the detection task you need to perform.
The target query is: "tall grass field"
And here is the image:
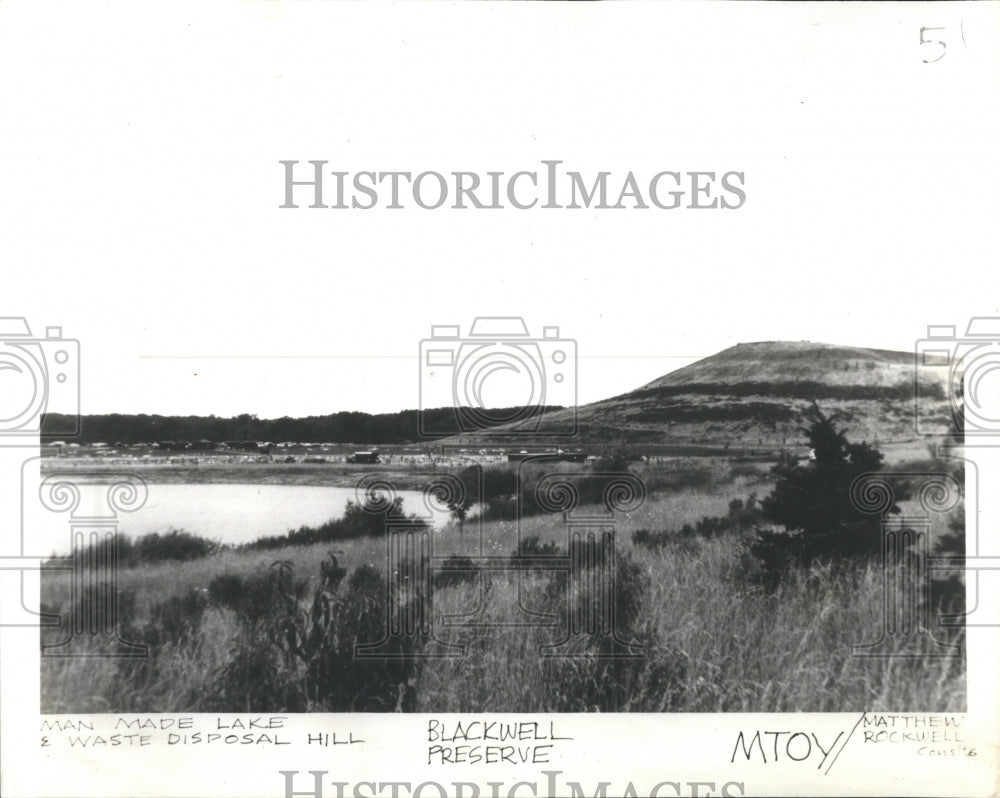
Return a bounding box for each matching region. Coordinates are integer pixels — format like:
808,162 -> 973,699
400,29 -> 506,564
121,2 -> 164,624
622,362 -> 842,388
39,459 -> 966,714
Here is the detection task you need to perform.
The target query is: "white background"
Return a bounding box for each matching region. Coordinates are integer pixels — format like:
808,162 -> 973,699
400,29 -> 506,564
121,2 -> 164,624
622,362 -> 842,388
2,2 -> 998,417
1,2 -> 999,797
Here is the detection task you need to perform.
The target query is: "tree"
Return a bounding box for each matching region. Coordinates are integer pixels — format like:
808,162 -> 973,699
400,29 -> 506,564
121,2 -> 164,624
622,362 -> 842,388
751,402 -> 900,575
448,497 -> 472,536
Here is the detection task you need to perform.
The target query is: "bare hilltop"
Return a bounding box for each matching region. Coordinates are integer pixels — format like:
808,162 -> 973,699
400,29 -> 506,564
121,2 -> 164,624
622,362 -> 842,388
452,340 -> 955,450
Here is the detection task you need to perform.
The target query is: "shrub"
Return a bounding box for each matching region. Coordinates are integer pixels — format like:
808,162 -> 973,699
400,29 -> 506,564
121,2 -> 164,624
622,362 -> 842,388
527,537 -> 647,638
69,529 -> 217,569
290,560 -> 425,711
513,535 -> 560,560
205,559 -> 430,711
208,626 -> 306,713
145,589 -> 208,646
133,529 -> 216,564
670,466 -> 715,491
539,549 -> 673,712
434,555 -> 480,590
348,563 -> 384,594
457,465 -> 518,504
728,462 -> 765,481
643,465 -> 715,494
208,562 -> 307,622
482,496 -> 518,522
932,501 -> 966,618
319,551 -> 347,590
246,497 -> 430,550
632,495 -> 763,551
631,528 -> 673,549
751,403 -> 897,579
207,573 -> 244,608
112,588 -> 209,709
679,494 -> 764,539
481,461 -> 645,523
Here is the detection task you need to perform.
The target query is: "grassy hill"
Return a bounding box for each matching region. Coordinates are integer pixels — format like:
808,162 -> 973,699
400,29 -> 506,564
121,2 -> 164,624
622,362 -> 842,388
445,341 -> 956,450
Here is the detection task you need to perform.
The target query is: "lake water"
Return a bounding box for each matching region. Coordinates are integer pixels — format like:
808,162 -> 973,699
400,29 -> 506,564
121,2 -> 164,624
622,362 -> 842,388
32,483 -> 449,555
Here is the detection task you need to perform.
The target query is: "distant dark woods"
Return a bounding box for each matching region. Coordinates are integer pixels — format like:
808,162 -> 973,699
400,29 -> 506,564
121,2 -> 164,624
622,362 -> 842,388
40,406 -> 565,445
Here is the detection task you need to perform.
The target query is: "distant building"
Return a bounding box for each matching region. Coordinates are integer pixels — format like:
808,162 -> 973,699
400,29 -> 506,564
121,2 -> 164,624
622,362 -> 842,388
347,450 -> 381,464
506,450 -> 588,464
224,441 -> 263,453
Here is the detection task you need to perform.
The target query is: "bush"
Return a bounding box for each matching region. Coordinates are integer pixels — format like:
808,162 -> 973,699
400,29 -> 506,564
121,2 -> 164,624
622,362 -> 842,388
750,403 -> 898,579
68,529 -> 217,569
479,460 -> 644,524
207,562 -> 307,622
680,494 -> 763,539
631,495 -> 763,551
539,549 -> 672,712
135,529 -> 217,564
207,625 -> 306,713
631,528 -> 673,549
728,462 -> 765,481
512,535 -> 560,560
481,495 -> 519,522
246,497 -> 430,550
643,465 -> 715,494
203,558 -> 429,711
112,588 -> 209,709
207,573 -> 244,608
434,555 -> 481,590
523,536 -> 647,639
932,501 -> 966,618
54,582 -> 142,649
145,589 -> 208,646
457,466 -> 518,504
290,560 -> 425,711
670,466 -> 715,491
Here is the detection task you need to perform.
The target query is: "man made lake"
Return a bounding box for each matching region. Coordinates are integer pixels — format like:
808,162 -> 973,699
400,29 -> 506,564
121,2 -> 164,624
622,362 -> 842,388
33,483 -> 450,555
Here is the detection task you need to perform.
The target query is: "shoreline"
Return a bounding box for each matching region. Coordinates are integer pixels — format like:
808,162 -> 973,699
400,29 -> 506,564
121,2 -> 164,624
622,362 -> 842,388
38,461 -> 450,490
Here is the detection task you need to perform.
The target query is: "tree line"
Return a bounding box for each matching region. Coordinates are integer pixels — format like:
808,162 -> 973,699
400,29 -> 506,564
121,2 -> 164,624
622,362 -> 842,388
40,406 -> 565,445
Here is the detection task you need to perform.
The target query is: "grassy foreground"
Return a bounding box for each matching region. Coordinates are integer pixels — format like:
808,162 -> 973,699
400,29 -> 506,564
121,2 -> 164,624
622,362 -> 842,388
39,466 -> 965,714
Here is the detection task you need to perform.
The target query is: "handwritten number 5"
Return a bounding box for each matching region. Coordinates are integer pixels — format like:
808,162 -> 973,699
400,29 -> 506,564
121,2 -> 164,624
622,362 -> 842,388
920,27 -> 947,63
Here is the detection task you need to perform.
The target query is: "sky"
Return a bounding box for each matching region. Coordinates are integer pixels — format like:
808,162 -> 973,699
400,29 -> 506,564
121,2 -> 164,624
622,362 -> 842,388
2,2 -> 999,419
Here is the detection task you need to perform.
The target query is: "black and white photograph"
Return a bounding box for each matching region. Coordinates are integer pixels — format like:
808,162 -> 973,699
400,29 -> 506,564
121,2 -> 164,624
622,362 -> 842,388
1,3 -> 998,798
33,324 -> 971,716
